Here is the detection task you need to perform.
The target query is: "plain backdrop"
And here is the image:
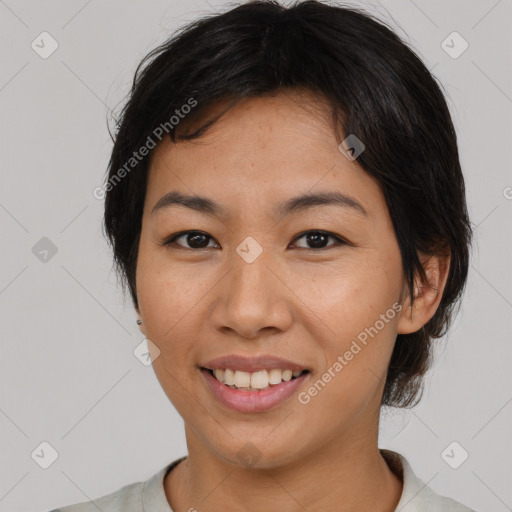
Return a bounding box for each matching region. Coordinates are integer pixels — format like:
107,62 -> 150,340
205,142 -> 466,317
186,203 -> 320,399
1,1 -> 511,511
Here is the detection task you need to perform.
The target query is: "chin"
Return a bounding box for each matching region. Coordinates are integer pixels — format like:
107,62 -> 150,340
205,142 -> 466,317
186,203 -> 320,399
204,429 -> 310,470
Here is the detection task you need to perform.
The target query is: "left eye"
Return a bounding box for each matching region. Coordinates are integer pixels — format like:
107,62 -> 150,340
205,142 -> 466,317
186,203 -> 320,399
291,230 -> 345,250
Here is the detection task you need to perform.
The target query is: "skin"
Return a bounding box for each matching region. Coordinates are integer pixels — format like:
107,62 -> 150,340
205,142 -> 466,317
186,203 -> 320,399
135,89 -> 450,512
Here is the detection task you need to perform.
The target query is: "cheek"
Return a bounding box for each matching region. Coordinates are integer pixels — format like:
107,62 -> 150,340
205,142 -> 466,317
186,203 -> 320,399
136,243 -> 205,336
298,251 -> 401,333
136,248 -> 205,409
298,251 -> 401,403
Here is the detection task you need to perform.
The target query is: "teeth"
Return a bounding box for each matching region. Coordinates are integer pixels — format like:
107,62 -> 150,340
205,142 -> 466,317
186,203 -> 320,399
251,370 -> 269,389
282,369 -> 292,382
210,368 -> 305,390
233,370 -> 251,388
268,368 -> 283,385
213,369 -> 225,382
224,368 -> 235,385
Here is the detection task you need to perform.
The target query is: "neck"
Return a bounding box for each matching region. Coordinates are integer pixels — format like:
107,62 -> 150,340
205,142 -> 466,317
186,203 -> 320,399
165,425 -> 403,512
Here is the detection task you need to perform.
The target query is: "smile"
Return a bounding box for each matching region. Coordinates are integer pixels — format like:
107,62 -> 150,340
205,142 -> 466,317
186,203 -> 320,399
206,368 -> 308,391
200,366 -> 310,413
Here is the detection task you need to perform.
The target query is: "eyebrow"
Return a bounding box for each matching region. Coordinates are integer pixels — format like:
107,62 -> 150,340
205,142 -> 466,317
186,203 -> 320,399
151,190 -> 368,218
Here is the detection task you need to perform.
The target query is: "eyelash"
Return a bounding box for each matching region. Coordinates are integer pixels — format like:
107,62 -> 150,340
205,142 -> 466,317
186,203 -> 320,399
161,230 -> 349,252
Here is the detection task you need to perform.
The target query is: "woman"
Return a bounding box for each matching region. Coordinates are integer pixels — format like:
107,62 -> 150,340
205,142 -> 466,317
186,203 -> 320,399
50,1 -> 475,510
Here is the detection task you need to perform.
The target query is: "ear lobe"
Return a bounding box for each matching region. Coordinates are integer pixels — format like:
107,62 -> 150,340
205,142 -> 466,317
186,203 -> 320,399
397,251 -> 450,335
135,305 -> 146,335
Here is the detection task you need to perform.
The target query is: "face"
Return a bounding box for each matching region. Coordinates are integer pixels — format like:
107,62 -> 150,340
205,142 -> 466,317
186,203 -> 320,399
136,90 -> 410,468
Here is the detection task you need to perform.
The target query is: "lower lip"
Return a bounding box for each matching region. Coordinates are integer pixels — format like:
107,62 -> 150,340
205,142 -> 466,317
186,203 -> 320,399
201,369 -> 309,413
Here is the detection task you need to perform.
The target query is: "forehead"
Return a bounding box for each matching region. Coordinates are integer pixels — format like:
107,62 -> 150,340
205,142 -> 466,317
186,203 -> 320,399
145,91 -> 385,219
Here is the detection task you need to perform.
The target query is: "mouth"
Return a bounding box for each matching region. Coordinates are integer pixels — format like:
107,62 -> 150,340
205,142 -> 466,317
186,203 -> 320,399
201,367 -> 310,391
199,365 -> 311,413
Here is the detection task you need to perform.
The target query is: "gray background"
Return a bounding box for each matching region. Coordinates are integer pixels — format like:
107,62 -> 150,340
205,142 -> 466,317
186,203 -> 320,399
1,0 -> 511,511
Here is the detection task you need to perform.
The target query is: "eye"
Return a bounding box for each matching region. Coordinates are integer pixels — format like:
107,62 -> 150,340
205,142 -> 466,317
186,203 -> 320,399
163,231 -> 218,250
162,229 -> 348,251
291,230 -> 347,250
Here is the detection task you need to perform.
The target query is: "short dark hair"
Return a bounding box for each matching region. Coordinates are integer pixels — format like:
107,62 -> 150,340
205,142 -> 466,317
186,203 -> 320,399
103,0 -> 473,408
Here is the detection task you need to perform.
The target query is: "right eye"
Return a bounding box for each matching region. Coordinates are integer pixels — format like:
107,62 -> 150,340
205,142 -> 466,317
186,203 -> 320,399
162,231 -> 219,250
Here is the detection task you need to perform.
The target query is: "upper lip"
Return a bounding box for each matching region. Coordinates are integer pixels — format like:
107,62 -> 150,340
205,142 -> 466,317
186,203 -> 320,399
201,355 -> 309,373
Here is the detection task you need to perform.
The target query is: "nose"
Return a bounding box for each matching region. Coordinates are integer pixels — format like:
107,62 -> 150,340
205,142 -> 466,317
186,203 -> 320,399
210,249 -> 294,340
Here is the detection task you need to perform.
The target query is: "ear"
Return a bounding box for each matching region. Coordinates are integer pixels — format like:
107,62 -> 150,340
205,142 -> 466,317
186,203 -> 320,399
397,251 -> 451,335
135,304 -> 146,335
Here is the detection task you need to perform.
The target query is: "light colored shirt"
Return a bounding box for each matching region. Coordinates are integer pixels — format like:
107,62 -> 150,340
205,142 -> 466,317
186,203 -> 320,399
48,450 -> 477,511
